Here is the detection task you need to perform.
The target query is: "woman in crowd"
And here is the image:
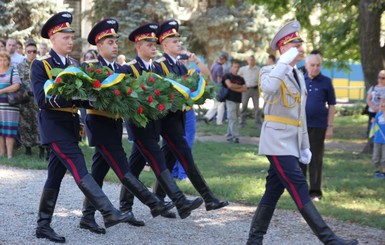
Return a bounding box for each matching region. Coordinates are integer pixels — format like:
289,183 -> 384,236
0,51 -> 21,159
365,70 -> 385,136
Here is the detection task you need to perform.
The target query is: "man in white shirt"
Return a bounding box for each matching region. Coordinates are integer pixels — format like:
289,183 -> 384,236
6,38 -> 25,67
238,55 -> 261,128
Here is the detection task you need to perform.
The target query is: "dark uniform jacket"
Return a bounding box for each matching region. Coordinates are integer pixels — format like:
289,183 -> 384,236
30,49 -> 79,144
82,55 -> 124,146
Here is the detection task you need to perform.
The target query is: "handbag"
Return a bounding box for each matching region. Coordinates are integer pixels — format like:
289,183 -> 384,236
216,83 -> 229,102
7,68 -> 30,106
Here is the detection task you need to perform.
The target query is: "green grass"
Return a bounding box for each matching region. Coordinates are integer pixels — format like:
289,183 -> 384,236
1,114 -> 384,229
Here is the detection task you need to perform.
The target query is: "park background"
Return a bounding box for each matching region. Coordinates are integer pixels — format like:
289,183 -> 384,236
0,0 -> 384,235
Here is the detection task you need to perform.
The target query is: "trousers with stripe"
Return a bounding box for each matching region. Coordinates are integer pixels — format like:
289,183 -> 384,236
44,141 -> 89,189
126,120 -> 168,177
260,155 -> 311,210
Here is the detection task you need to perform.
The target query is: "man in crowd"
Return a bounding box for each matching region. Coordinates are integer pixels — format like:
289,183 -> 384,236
203,53 -> 228,125
6,37 -> 24,67
300,53 -> 336,202
223,60 -> 247,143
238,55 -> 261,128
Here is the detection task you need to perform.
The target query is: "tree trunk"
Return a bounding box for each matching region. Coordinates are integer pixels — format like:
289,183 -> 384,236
359,0 -> 385,88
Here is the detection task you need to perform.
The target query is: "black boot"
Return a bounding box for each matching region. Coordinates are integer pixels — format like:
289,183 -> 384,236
25,146 -> 32,155
300,202 -> 359,245
185,166 -> 229,211
120,172 -> 174,218
153,180 -> 177,219
119,186 -> 145,226
157,170 -> 203,219
35,188 -> 66,243
79,198 -> 106,234
246,205 -> 275,245
78,174 -> 131,228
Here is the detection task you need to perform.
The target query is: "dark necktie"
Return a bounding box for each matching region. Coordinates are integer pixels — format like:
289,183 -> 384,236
108,64 -> 114,71
65,57 -> 69,67
293,69 -> 300,87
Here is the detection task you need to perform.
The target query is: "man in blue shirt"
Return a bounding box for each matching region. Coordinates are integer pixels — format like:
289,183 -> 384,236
301,53 -> 336,201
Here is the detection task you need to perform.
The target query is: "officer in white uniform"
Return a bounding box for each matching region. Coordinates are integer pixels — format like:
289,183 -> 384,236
246,20 -> 358,245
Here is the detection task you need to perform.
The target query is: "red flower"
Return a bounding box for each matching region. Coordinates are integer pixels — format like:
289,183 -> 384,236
141,84 -> 146,91
127,87 -> 133,95
148,95 -> 153,103
96,69 -> 102,73
55,77 -> 62,83
206,81 -> 208,86
93,80 -> 101,88
158,104 -> 165,111
148,77 -> 155,83
133,79 -> 137,83
86,67 -> 94,72
191,89 -> 195,92
169,93 -> 174,100
183,74 -> 188,81
114,89 -> 120,96
137,106 -> 143,114
154,89 -> 160,96
107,71 -> 112,76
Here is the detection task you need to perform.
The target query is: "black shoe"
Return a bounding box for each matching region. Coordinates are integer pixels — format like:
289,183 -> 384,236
203,117 -> 210,124
25,147 -> 32,155
161,210 -> 177,219
36,226 -> 66,243
79,217 -> 106,234
122,211 -> 145,227
206,199 -> 229,211
178,197 -> 203,219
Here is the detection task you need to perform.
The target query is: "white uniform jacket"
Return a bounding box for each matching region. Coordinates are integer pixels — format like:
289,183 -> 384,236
258,62 -> 310,157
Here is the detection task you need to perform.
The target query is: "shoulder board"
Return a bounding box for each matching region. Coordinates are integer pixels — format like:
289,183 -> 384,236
36,54 -> 51,61
84,59 -> 99,64
125,59 -> 137,66
155,57 -> 166,63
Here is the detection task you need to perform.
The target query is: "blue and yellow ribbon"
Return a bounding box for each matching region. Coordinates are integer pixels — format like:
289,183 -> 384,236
100,73 -> 125,88
188,69 -> 206,101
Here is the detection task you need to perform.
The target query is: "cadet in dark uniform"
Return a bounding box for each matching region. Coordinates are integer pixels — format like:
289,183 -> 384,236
120,20 -> 228,218
78,18 -> 173,234
30,12 -> 130,243
153,19 -> 229,212
246,20 -> 358,245
120,23 -> 203,220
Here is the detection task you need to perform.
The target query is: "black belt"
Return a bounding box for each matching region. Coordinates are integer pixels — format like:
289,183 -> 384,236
248,86 -> 258,89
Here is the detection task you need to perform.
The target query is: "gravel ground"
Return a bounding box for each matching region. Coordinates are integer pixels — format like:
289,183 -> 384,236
0,164 -> 382,245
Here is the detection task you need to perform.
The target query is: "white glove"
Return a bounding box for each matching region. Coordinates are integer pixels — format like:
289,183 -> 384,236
278,47 -> 299,65
299,148 -> 312,164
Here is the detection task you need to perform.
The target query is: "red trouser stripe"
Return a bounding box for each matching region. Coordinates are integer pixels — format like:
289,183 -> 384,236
136,140 -> 161,175
162,133 -> 189,171
272,156 -> 303,209
100,145 -> 124,180
51,142 -> 81,183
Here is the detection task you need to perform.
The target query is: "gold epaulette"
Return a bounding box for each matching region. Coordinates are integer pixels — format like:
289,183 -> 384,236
155,57 -> 166,63
36,54 -> 51,61
125,59 -> 137,66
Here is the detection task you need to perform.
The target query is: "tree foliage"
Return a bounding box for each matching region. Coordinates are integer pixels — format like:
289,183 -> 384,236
0,0 -> 63,44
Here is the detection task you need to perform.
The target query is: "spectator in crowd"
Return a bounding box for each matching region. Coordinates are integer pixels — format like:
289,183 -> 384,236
6,38 -> 25,67
223,60 -> 247,143
266,54 -> 276,65
16,40 -> 24,56
300,53 -> 336,202
38,42 -> 48,57
0,51 -> 21,159
81,49 -> 98,63
370,92 -> 385,179
0,39 -> 5,52
366,70 -> 385,137
238,55 -> 261,128
203,53 -> 228,125
117,54 -> 126,65
17,40 -> 44,157
299,49 -> 323,74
